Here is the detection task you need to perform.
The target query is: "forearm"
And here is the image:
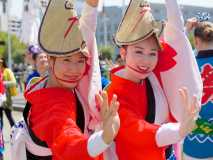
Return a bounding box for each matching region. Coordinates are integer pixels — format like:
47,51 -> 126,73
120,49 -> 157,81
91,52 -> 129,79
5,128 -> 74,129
88,130 -> 110,157
156,123 -> 182,147
161,0 -> 203,122
165,0 -> 184,30
80,2 -> 98,33
3,81 -> 16,87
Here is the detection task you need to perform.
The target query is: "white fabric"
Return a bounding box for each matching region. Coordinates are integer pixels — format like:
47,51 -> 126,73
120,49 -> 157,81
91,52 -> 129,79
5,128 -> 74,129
161,0 -> 203,122
156,123 -> 181,147
97,0 -> 104,12
148,73 -> 169,125
10,120 -> 52,160
78,3 -> 102,131
183,154 -> 213,160
87,130 -> 109,157
0,93 -> 6,106
20,0 -> 48,45
103,142 -> 119,160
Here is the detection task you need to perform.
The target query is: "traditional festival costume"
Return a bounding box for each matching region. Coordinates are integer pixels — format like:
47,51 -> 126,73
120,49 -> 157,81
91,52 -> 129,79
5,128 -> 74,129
11,1 -> 108,160
105,0 -> 203,159
183,50 -> 213,159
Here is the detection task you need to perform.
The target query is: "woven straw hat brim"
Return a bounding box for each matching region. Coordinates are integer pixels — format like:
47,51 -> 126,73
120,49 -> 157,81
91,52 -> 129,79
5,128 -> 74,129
114,0 -> 164,48
41,45 -> 90,58
38,0 -> 89,57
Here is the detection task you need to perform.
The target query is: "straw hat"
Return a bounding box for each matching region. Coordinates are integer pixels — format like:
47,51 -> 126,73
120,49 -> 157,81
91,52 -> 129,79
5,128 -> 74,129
114,0 -> 164,47
39,0 -> 89,57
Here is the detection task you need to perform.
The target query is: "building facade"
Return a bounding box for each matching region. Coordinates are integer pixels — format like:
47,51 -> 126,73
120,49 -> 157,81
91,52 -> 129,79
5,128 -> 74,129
96,3 -> 213,46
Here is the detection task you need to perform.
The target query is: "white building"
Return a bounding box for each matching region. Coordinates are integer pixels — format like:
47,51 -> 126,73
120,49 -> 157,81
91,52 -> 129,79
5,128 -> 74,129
96,3 -> 213,46
0,0 -> 22,37
19,0 -> 84,45
0,0 -> 8,32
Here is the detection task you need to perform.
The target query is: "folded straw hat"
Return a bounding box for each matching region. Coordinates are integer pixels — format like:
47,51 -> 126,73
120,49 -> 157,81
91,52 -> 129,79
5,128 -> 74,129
114,0 -> 164,47
39,0 -> 89,57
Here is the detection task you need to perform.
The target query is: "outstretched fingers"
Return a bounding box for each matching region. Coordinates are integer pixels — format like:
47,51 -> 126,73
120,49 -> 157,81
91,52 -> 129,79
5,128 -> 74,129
190,95 -> 201,119
110,94 -> 119,116
179,87 -> 190,113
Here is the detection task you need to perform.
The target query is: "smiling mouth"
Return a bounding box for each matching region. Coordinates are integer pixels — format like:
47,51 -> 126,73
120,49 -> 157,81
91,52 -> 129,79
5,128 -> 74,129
137,66 -> 150,73
57,76 -> 81,84
63,74 -> 81,81
128,65 -> 150,74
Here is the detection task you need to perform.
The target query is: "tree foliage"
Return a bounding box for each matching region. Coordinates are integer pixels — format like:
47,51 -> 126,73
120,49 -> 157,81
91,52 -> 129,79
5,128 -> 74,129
188,32 -> 195,49
0,31 -> 26,64
99,45 -> 114,60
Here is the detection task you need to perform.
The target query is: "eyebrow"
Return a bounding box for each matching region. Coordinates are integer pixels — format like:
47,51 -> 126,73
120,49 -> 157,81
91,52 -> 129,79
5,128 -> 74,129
135,46 -> 144,50
135,46 -> 158,51
63,55 -> 86,59
79,56 -> 86,59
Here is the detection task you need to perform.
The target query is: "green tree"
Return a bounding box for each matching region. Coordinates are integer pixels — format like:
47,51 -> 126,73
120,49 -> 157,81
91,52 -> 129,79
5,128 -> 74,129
0,31 -> 27,64
188,32 -> 195,49
99,45 -> 114,60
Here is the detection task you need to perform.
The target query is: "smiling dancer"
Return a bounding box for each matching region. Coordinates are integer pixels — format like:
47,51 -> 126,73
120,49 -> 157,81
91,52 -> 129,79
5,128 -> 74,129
105,0 -> 203,159
10,0 -> 120,159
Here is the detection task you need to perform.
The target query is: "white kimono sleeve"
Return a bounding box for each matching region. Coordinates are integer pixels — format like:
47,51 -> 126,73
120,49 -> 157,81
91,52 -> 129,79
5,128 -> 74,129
78,2 -> 102,126
160,0 -> 203,122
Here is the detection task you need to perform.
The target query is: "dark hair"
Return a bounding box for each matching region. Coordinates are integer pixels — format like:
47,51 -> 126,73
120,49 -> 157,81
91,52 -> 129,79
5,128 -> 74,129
32,53 -> 38,61
115,54 -> 121,61
0,58 -> 8,68
28,45 -> 43,61
194,21 -> 213,42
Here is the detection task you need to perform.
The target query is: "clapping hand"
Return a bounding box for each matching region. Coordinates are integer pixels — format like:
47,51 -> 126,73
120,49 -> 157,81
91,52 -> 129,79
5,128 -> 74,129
96,91 -> 120,144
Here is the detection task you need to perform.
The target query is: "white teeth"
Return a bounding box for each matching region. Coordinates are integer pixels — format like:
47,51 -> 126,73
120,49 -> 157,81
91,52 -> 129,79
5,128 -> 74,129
139,66 -> 148,70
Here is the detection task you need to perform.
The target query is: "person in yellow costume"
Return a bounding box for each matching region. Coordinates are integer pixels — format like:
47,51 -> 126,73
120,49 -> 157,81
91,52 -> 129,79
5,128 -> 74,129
0,58 -> 17,128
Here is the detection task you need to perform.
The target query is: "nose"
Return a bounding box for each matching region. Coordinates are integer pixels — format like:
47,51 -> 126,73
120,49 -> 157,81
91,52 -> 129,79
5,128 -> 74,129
66,62 -> 82,74
139,55 -> 152,65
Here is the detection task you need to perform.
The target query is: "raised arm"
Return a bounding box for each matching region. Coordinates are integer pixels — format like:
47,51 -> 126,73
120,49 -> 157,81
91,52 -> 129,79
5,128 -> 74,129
165,0 -> 184,32
80,0 -> 98,36
78,0 -> 102,122
160,0 -> 203,122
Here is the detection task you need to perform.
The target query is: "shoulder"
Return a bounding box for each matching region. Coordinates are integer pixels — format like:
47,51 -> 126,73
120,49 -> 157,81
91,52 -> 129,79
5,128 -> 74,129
28,77 -> 42,87
3,68 -> 11,74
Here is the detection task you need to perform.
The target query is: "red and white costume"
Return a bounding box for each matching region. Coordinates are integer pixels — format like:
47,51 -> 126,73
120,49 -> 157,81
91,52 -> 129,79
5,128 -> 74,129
105,0 -> 202,160
10,2 -> 107,160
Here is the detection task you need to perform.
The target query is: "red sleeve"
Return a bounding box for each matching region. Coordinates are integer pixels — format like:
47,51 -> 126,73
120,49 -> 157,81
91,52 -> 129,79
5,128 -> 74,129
154,41 -> 177,86
51,118 -> 94,160
0,72 -> 5,94
38,103 -> 97,160
116,99 -> 161,149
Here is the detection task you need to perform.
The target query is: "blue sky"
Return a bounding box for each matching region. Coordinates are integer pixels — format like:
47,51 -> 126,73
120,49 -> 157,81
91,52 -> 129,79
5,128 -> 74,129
9,0 -> 213,19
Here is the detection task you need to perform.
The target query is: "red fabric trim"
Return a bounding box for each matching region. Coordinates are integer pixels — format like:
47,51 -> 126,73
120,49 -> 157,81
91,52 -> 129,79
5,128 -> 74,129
64,17 -> 79,39
107,68 -> 166,160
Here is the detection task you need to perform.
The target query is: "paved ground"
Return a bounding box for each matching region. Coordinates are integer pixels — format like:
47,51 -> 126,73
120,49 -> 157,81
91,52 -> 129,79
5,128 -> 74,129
3,111 -> 23,160
2,92 -> 25,160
